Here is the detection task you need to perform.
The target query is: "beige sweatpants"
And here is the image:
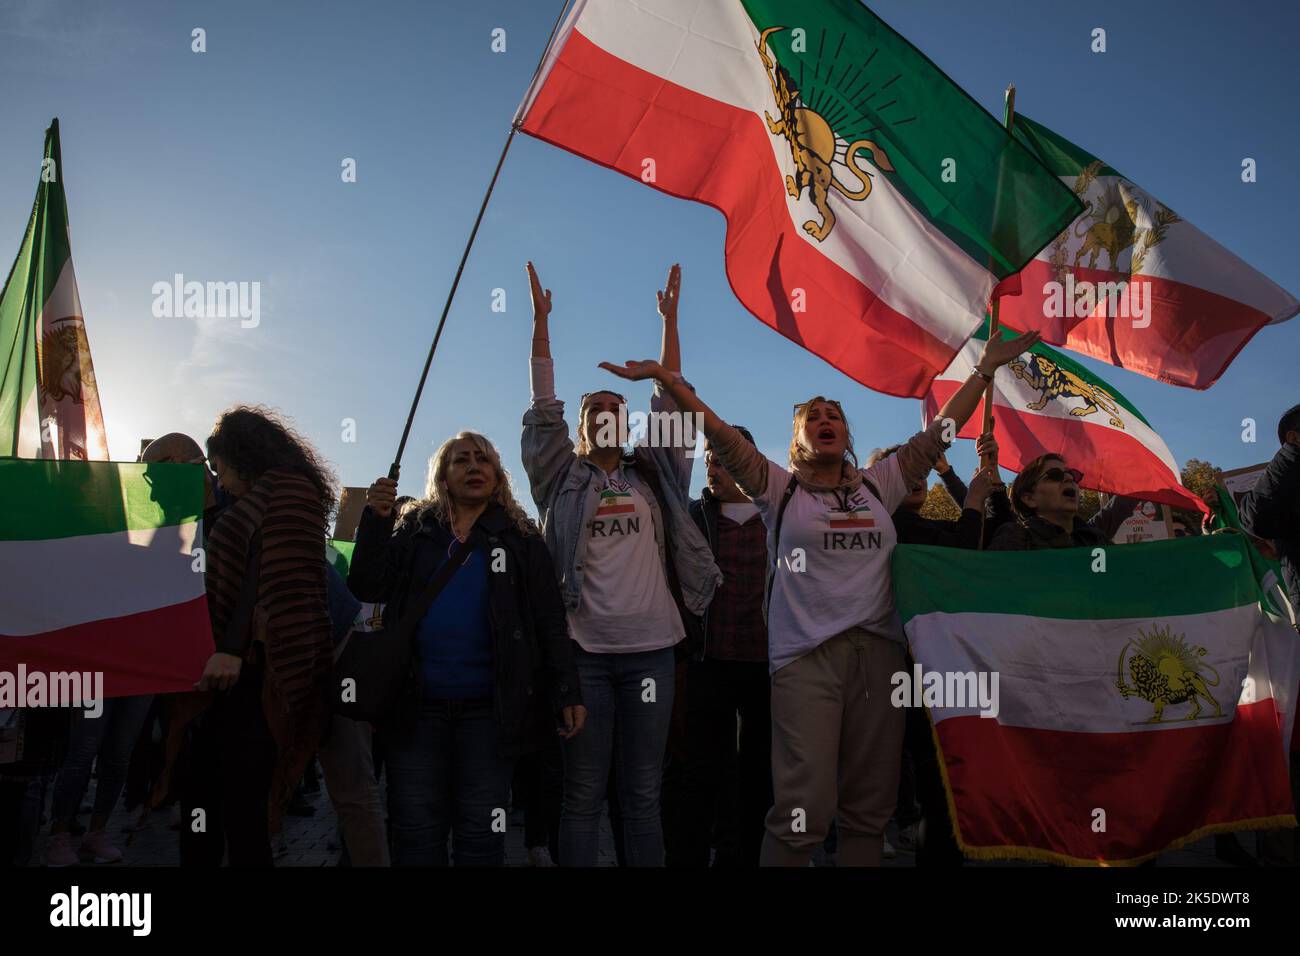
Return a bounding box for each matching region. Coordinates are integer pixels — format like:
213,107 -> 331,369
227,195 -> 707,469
761,627 -> 906,867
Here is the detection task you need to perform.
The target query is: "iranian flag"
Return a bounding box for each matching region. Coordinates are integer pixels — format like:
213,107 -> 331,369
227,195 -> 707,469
0,459 -> 213,697
0,119 -> 109,460
894,535 -> 1300,865
519,0 -> 1081,398
998,115 -> 1299,390
924,316 -> 1205,514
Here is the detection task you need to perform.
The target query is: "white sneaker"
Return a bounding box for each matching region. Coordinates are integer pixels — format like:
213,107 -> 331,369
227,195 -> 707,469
882,836 -> 898,859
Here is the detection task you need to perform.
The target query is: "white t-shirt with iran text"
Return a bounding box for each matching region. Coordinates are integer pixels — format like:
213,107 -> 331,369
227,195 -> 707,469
752,457 -> 906,672
567,470 -> 685,654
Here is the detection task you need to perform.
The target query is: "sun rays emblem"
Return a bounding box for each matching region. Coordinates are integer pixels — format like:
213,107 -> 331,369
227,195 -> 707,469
756,25 -> 915,242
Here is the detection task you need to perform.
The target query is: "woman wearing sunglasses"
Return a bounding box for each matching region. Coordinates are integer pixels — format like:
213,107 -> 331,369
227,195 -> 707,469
989,454 -> 1136,550
522,261 -> 721,867
598,329 -> 1038,866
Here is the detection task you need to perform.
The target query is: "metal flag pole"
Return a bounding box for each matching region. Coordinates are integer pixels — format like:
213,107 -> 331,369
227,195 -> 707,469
386,0 -> 573,481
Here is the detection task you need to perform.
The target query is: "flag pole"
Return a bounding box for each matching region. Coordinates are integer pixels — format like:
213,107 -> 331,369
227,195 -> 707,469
978,84 -> 1016,548
387,0 -> 573,481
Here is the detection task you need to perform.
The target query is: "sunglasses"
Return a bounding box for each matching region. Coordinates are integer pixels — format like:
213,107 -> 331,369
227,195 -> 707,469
1037,466 -> 1084,486
793,398 -> 843,416
580,391 -> 626,405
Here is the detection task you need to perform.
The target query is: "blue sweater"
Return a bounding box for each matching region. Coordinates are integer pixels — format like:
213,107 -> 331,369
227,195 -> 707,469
414,547 -> 493,699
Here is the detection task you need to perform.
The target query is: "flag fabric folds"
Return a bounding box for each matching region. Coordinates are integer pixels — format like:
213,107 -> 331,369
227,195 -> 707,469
0,119 -> 109,460
894,535 -> 1299,865
999,115 -> 1298,389
519,0 -> 1081,397
924,316 -> 1205,513
0,459 -> 213,697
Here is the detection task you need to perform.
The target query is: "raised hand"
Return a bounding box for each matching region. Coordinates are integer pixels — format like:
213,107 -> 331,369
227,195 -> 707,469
527,261 -> 552,320
974,430 -> 998,464
598,359 -> 666,383
978,328 -> 1042,372
657,263 -> 681,322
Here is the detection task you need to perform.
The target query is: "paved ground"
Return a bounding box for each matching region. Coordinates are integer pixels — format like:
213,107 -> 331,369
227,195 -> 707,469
24,773 -> 1251,867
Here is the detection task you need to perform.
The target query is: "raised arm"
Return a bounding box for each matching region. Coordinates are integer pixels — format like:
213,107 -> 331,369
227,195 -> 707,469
933,329 -> 1041,435
658,263 -> 681,375
529,260 -> 551,363
521,261 -> 576,509
599,358 -> 771,498
645,264 -> 694,494
893,331 -> 1039,485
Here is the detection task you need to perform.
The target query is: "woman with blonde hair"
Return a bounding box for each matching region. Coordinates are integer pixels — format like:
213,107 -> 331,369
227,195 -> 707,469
350,431 -> 585,866
599,329 -> 1038,866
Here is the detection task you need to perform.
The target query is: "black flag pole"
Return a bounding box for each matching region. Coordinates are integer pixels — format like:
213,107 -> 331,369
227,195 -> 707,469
387,0 -> 573,481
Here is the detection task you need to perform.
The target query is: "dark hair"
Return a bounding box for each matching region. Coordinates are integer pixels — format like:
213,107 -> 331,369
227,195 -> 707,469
207,405 -> 338,517
1010,452 -> 1066,520
1278,404 -> 1300,445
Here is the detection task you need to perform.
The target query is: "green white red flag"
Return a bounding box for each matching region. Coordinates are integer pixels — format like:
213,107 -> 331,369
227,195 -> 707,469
0,460 -> 213,697
999,115 -> 1298,389
519,0 -> 1081,397
894,535 -> 1300,865
0,119 -> 109,460
924,316 -> 1206,514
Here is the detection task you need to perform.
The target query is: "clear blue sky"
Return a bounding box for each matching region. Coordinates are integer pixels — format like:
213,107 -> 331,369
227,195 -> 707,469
2,0 -> 1296,522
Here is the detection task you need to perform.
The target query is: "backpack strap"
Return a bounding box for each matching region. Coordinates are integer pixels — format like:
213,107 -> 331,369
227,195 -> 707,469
763,472 -> 884,621
764,475 -> 800,622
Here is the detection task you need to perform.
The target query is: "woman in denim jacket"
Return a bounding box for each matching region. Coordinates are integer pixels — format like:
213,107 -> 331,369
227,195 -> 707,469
521,261 -> 720,867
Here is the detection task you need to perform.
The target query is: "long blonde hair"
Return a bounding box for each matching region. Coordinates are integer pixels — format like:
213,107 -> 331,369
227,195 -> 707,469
401,431 -> 537,536
788,396 -> 858,471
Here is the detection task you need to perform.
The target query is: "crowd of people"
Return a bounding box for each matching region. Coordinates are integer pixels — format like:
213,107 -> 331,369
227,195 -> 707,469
2,263 -> 1297,868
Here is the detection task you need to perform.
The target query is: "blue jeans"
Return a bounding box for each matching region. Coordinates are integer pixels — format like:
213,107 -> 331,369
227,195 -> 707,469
561,646 -> 676,867
384,698 -> 516,866
51,695 -> 153,827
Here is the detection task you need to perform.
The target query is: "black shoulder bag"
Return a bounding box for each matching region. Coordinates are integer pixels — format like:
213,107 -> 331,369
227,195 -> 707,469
332,537 -> 474,723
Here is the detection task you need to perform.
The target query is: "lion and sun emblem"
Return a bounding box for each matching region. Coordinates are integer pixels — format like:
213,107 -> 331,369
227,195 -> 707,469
1117,624 -> 1223,724
755,25 -> 907,242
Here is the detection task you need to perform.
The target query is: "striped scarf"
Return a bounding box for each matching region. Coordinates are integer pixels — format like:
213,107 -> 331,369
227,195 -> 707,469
206,467 -> 332,829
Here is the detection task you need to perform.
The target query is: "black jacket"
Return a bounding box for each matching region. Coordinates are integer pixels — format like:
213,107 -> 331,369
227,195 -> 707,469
892,475 -> 1015,549
348,501 -> 582,757
988,495 -> 1137,550
1240,442 -> 1300,613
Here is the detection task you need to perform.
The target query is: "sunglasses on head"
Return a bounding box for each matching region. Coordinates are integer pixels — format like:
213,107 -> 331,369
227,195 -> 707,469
580,391 -> 626,405
1038,466 -> 1084,486
793,398 -> 843,416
